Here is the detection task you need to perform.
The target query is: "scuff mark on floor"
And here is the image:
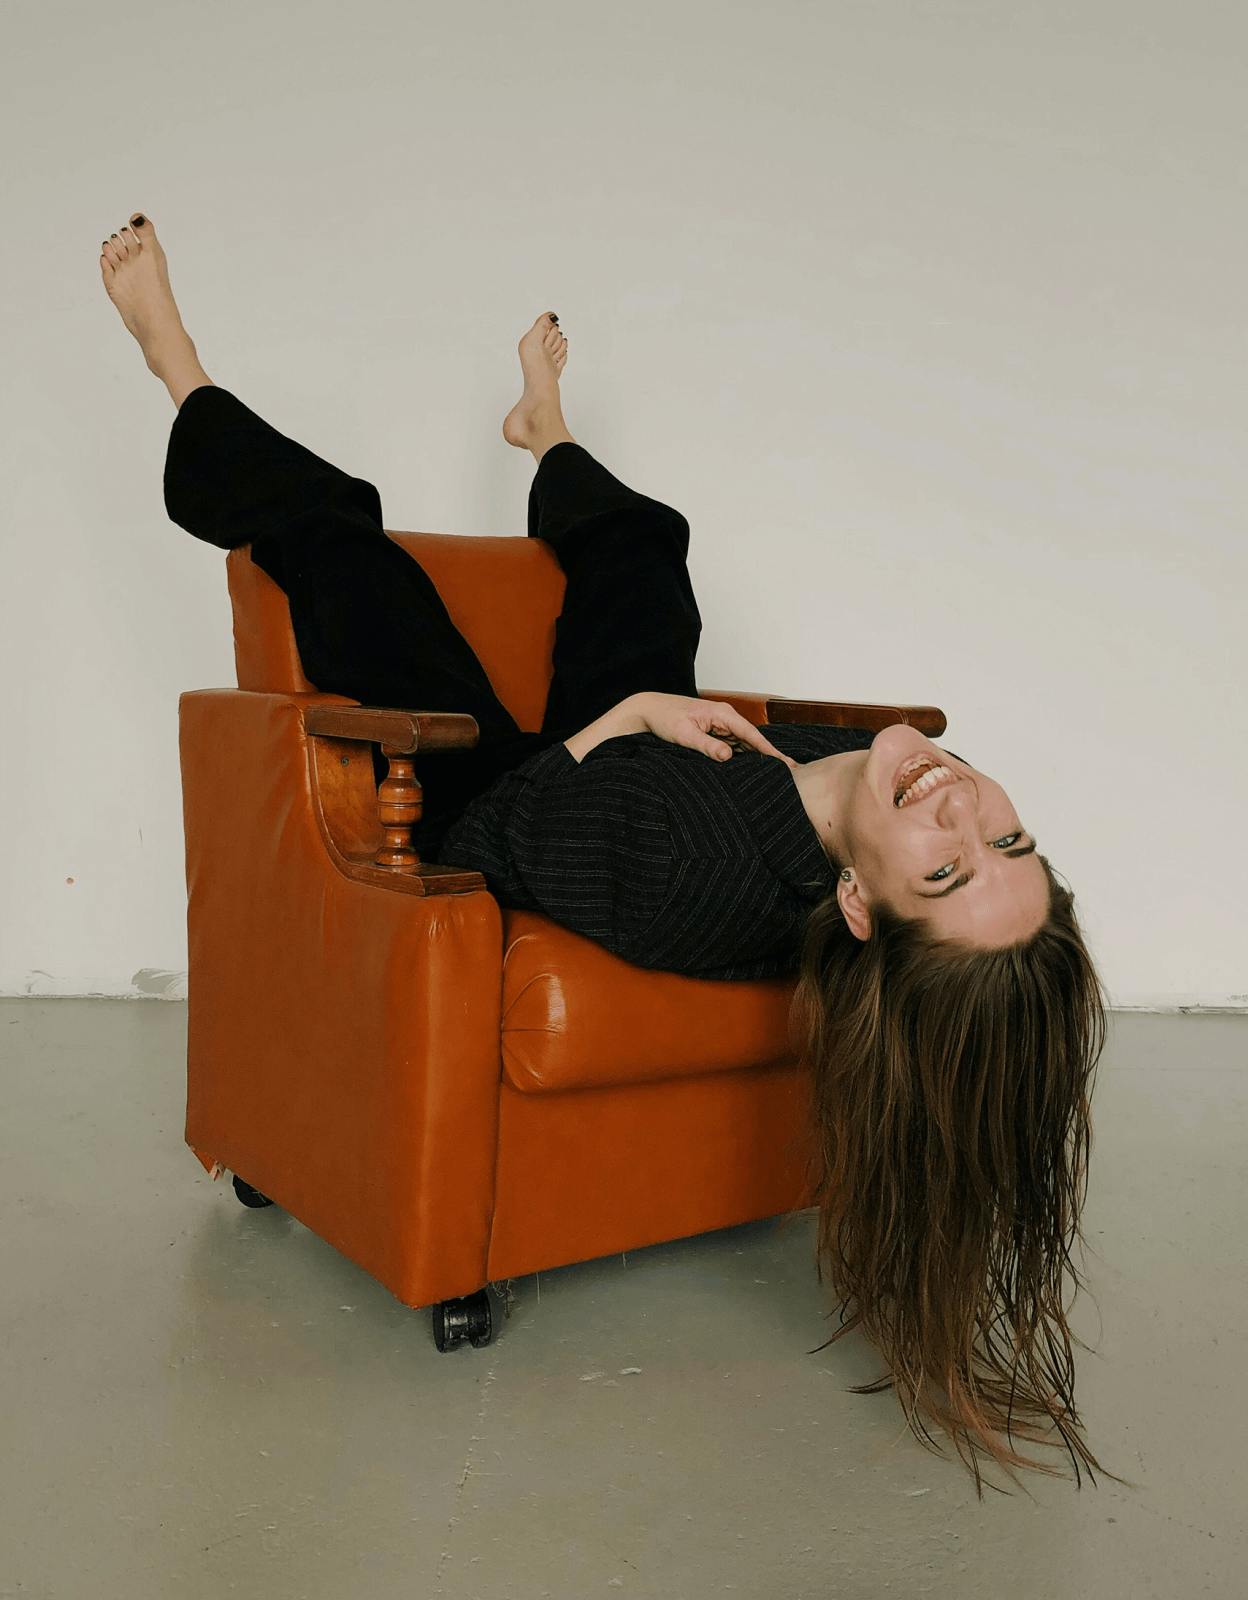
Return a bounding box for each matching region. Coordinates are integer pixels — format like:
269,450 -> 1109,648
434,1361 -> 500,1596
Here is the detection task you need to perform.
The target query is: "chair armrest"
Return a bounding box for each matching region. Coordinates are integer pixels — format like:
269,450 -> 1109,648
303,703 -> 481,753
297,700 -> 485,890
698,688 -> 946,737
180,689 -> 487,896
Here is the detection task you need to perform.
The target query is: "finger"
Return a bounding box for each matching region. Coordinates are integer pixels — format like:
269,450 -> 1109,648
756,737 -> 798,766
723,711 -> 793,763
687,715 -> 736,761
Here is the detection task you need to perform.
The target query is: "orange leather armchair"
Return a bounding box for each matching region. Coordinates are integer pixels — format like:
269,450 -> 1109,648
179,530 -> 945,1349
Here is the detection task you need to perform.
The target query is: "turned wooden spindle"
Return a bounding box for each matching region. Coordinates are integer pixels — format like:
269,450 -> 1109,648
373,743 -> 423,871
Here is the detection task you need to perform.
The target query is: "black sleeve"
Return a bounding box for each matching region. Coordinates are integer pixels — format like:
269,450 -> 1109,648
437,737 -> 674,962
408,729 -> 571,855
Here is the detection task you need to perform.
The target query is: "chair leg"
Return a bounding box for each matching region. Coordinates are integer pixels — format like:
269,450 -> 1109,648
231,1173 -> 275,1209
432,1288 -> 494,1351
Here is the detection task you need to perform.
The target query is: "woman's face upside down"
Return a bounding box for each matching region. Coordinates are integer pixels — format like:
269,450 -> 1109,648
806,723 -> 1051,948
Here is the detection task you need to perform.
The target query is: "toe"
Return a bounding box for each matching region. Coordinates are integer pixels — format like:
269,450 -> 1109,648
119,226 -> 141,252
109,231 -> 128,260
129,212 -> 148,232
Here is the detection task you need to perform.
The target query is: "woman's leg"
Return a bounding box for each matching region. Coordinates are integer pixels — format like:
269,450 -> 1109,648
102,212 -> 523,743
502,312 -> 702,734
527,444 -> 701,732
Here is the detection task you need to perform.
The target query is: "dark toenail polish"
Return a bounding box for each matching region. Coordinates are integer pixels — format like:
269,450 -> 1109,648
132,214 -> 145,226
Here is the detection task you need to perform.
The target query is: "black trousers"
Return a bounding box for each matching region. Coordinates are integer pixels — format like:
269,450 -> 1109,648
163,384 -> 703,853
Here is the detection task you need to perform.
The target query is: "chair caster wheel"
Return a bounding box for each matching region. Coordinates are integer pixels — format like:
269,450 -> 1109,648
232,1173 -> 275,1208
432,1288 -> 493,1351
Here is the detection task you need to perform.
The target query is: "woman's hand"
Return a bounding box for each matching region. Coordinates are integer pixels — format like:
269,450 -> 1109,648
632,692 -> 799,768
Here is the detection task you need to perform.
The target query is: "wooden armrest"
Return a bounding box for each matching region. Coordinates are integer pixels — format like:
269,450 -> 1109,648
301,702 -> 485,894
699,688 -> 946,737
765,696 -> 946,735
303,704 -> 481,753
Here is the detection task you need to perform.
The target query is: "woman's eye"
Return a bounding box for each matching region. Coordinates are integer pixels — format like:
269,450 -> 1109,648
926,833 -> 1024,882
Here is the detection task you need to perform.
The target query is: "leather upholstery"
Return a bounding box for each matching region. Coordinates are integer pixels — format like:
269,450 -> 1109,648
501,911 -> 799,1092
183,531 -> 826,1312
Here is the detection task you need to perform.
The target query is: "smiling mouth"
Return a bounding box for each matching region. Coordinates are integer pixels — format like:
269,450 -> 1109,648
892,755 -> 961,808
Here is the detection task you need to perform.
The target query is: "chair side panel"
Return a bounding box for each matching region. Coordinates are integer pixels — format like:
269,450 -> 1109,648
178,687 -> 505,1307
486,1065 -> 818,1281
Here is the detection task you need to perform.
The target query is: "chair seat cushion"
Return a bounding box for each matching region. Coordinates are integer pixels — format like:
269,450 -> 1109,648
500,910 -> 800,1093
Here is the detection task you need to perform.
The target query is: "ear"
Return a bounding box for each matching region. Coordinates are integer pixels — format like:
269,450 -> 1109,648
836,876 -> 873,942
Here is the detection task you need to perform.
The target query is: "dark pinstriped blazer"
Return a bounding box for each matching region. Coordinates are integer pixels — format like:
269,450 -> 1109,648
437,722 -> 894,982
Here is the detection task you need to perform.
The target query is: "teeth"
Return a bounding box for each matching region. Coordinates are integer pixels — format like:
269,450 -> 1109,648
893,757 -> 936,801
895,763 -> 954,807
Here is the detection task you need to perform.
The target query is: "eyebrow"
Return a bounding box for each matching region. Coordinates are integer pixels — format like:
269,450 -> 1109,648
912,838 -> 1038,899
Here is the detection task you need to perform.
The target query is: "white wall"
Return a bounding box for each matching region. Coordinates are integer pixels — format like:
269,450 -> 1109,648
2,0 -> 1244,1008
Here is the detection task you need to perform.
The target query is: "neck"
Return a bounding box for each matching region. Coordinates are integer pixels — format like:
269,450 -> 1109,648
788,748 -> 868,865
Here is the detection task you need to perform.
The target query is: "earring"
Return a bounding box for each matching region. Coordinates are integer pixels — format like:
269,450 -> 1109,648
840,868 -> 852,882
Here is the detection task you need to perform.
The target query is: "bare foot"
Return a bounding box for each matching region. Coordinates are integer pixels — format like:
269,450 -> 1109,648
502,311 -> 575,459
99,213 -> 213,408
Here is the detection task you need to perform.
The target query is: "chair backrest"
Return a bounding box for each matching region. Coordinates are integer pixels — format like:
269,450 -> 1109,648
226,531 -> 568,732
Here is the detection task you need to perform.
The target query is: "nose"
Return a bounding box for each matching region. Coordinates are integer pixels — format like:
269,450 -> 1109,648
933,781 -> 991,858
936,775 -> 980,823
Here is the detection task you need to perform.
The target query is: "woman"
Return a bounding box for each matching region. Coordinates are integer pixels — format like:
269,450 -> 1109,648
102,212 -> 1125,1497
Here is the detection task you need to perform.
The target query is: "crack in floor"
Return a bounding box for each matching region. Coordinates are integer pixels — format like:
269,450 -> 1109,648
434,1359 -> 501,1594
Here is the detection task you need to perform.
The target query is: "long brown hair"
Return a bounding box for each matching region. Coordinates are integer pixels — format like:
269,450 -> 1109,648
789,853 -> 1136,1498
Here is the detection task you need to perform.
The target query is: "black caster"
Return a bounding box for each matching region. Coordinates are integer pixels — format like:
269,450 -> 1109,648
432,1288 -> 493,1351
232,1173 -> 275,1208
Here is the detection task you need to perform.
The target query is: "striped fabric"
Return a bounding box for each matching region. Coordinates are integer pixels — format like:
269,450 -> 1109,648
437,721 -> 889,981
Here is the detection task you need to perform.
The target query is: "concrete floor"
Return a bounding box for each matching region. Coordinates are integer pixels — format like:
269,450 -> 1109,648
1,1001 -> 1244,1600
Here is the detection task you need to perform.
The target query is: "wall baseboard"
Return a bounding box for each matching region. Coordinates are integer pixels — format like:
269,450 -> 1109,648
2,982 -> 1246,1013
1108,994 -> 1248,1015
